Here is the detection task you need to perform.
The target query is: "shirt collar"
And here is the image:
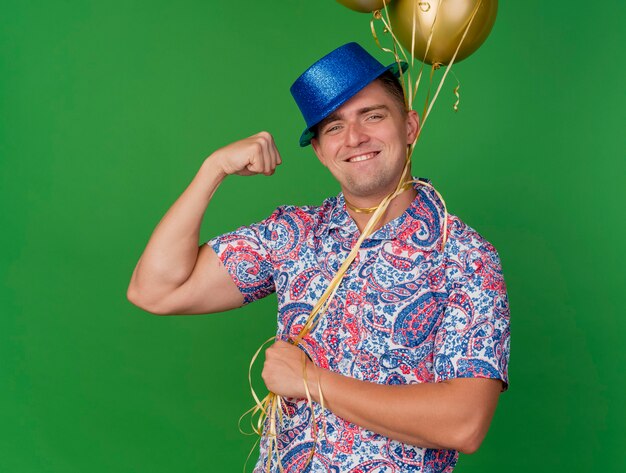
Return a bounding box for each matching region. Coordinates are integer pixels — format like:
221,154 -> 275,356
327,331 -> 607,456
325,178 -> 445,251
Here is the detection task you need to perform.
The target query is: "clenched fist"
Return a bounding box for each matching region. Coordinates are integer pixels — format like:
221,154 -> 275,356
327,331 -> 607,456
210,131 -> 282,177
262,340 -> 320,400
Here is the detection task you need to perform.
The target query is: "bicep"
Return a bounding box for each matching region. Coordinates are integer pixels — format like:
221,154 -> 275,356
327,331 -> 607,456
159,244 -> 245,314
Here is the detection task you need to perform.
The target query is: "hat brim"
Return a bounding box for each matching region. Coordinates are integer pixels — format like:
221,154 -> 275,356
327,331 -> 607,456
299,60 -> 408,147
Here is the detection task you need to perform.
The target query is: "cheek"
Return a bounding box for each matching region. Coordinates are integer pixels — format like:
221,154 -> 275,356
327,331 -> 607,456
313,144 -> 331,167
320,144 -> 342,165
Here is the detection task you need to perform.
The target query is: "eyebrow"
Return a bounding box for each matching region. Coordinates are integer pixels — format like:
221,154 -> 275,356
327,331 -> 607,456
317,104 -> 390,132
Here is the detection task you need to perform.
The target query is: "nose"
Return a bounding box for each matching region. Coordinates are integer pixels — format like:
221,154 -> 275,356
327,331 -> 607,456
344,121 -> 369,147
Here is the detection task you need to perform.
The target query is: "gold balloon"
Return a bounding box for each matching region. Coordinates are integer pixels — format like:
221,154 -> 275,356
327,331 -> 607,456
336,0 -> 393,13
388,0 -> 498,65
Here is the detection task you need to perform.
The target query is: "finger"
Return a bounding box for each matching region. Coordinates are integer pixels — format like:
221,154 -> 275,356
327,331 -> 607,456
246,140 -> 265,175
258,131 -> 279,175
274,148 -> 283,167
266,133 -> 282,168
249,132 -> 269,176
260,135 -> 273,176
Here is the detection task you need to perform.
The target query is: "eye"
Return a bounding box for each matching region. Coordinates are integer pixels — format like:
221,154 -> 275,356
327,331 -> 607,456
366,113 -> 385,122
323,123 -> 343,134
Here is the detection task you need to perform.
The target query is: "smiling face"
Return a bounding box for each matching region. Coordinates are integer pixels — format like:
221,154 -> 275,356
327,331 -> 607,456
311,80 -> 419,204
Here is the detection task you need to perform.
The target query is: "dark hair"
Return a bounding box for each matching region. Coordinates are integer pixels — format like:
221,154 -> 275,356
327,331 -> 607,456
375,70 -> 408,113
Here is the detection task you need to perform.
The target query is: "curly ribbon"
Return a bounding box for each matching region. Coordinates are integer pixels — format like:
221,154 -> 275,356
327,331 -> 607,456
418,0 -> 483,133
453,84 -> 460,112
450,70 -> 461,112
242,1 -> 486,470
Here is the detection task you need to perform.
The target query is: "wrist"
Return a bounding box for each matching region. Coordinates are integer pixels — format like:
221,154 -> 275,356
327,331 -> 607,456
304,361 -> 324,403
200,154 -> 229,183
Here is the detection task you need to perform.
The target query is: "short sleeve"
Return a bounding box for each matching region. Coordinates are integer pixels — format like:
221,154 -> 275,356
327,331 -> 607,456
207,209 -> 281,305
434,229 -> 510,391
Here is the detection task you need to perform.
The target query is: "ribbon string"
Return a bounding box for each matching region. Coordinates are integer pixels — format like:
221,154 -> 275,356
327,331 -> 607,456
242,1 -> 485,470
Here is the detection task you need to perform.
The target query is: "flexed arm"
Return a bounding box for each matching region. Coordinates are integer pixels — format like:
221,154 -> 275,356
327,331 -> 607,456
127,132 -> 282,315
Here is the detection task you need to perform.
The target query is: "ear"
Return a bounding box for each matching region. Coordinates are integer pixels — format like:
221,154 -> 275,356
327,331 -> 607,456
311,137 -> 328,167
406,110 -> 420,145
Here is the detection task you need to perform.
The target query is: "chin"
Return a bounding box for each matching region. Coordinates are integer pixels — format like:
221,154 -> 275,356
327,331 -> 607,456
345,172 -> 398,197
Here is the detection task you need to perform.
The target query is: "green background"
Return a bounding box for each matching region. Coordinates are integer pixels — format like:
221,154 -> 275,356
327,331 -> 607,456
2,1 -> 624,471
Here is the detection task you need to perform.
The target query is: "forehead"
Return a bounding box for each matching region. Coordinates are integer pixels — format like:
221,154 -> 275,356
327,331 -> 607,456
331,80 -> 395,116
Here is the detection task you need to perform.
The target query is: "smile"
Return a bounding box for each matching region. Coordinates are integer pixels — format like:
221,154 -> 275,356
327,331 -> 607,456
347,151 -> 379,163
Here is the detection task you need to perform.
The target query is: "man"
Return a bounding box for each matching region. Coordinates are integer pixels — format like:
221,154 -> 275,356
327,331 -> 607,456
128,42 -> 510,472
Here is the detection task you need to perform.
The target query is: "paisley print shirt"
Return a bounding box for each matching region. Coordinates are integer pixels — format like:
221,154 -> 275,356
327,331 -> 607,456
208,180 -> 510,473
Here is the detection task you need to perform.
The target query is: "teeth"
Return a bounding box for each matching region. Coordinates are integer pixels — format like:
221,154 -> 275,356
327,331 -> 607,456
348,152 -> 376,163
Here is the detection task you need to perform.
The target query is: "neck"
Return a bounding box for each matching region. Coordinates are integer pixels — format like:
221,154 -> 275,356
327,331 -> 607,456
345,185 -> 417,233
